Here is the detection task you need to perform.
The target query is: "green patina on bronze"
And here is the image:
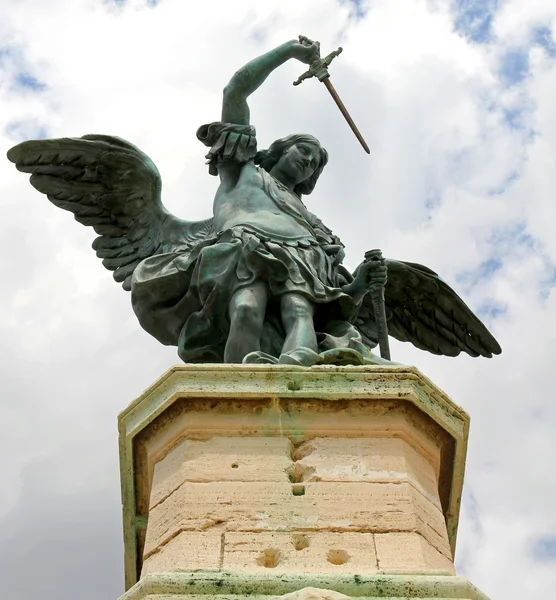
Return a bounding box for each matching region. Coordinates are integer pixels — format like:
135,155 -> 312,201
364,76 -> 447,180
7,37 -> 501,366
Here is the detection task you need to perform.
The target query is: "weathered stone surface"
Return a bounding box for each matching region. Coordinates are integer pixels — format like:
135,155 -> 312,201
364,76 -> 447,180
144,481 -> 451,560
374,532 -> 455,574
280,588 -> 351,600
140,591 -> 353,600
151,437 -> 294,508
294,437 -> 440,508
118,572 -> 490,600
141,531 -> 222,575
126,594 -> 474,600
222,532 -> 377,573
119,365 -> 469,589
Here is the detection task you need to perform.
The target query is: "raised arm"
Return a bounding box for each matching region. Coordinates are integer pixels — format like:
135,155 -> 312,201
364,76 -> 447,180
222,36 -> 321,125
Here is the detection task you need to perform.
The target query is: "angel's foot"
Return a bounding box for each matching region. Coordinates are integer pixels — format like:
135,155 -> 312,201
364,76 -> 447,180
242,351 -> 279,365
278,347 -> 321,366
279,346 -> 401,367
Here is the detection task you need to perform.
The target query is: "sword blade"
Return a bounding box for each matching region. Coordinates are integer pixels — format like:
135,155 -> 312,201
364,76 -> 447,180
322,77 -> 370,154
370,285 -> 391,360
365,249 -> 391,361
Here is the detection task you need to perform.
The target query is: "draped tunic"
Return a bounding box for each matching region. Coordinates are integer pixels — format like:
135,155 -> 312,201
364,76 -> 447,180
131,123 -> 379,364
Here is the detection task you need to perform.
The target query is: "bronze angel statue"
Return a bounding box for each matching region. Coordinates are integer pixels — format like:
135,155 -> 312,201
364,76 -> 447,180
7,37 -> 501,366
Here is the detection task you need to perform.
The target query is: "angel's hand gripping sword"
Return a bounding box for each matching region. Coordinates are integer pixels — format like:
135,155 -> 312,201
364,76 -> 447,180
293,37 -> 370,154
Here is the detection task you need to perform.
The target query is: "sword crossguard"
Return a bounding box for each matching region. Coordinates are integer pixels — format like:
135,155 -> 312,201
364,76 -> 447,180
293,46 -> 343,86
292,39 -> 370,154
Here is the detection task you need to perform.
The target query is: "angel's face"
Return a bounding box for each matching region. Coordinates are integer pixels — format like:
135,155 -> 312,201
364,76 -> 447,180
278,142 -> 321,185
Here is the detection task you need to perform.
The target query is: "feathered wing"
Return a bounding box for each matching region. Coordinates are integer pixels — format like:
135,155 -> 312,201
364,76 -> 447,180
356,259 -> 502,358
7,134 -> 213,290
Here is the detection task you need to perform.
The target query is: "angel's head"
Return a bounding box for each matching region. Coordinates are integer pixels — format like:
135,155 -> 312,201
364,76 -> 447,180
254,134 -> 328,196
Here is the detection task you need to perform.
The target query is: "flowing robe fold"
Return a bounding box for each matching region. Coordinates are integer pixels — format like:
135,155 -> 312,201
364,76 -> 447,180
131,123 -> 380,364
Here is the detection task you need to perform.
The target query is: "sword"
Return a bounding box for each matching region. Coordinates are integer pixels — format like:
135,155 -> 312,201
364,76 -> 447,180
293,38 -> 370,154
364,249 -> 391,360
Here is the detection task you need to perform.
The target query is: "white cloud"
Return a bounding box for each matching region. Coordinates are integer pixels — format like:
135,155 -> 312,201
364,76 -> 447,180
1,0 -> 556,598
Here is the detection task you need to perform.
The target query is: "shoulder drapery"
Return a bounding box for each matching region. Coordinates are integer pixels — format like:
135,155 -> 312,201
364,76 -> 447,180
196,122 -> 257,175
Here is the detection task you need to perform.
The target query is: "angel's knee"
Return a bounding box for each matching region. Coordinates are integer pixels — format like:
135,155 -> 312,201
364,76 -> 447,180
229,285 -> 267,331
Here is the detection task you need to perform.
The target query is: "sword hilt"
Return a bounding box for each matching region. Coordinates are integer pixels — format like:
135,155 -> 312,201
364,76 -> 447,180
364,249 -> 385,290
293,46 -> 343,86
364,249 -> 384,262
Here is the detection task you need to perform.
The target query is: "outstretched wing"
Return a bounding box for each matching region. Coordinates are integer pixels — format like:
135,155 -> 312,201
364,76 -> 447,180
8,134 -> 213,290
356,259 -> 502,358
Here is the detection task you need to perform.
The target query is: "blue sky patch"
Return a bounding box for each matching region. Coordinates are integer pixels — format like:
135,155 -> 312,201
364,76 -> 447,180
339,0 -> 367,20
425,187 -> 442,213
499,49 -> 529,86
539,265 -> 556,299
457,257 -> 503,288
534,26 -> 556,58
5,120 -> 49,142
532,536 -> 556,561
503,106 -> 526,131
14,72 -> 46,92
0,44 -> 47,94
453,0 -> 499,44
486,170 -> 520,197
485,222 -> 556,300
489,222 -> 535,251
477,300 -> 506,321
104,0 -> 159,6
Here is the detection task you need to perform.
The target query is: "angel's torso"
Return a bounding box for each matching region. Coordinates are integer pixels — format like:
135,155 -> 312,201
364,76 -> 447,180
213,162 -> 317,240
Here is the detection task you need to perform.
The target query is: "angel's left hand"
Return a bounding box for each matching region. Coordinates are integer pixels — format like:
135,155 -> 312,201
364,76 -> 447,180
343,258 -> 387,303
353,257 -> 388,290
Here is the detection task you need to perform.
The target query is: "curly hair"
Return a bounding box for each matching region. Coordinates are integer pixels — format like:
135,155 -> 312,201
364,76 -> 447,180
254,134 -> 328,196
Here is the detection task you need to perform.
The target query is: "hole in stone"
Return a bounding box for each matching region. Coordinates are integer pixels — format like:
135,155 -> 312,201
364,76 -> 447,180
256,548 -> 282,568
327,549 -> 350,565
231,462 -> 239,468
292,534 -> 309,551
292,484 -> 305,496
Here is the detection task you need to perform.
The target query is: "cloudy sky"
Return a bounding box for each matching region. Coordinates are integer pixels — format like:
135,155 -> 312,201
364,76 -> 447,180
1,0 -> 555,598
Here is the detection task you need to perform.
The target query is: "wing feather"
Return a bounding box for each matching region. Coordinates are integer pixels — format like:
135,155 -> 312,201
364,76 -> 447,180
356,259 -> 501,358
95,244 -> 138,259
8,134 -> 214,291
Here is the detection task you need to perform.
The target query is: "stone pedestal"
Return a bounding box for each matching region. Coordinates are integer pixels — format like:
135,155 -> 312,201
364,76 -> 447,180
117,365 -> 489,600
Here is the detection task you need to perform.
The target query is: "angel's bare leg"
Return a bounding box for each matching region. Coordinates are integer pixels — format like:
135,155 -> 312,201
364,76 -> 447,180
225,281 -> 268,363
280,293 -> 318,355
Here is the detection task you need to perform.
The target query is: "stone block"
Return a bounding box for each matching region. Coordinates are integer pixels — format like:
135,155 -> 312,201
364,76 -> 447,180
118,572 -> 490,600
151,437 -> 294,508
144,481 -> 451,560
374,532 -> 455,574
222,532 -> 378,574
141,531 -> 221,575
294,438 -> 440,508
